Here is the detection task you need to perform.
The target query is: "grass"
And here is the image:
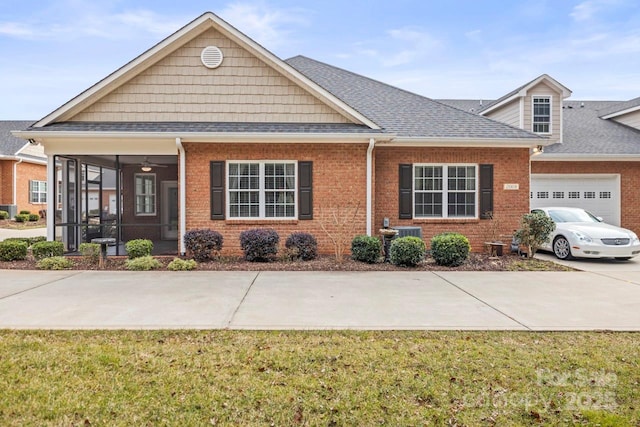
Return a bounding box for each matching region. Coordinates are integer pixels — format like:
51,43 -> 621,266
0,331 -> 638,425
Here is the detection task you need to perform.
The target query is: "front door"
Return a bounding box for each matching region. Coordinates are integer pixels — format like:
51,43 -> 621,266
161,181 -> 178,240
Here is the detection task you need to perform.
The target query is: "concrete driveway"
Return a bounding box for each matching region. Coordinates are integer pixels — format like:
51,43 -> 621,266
1,266 -> 639,330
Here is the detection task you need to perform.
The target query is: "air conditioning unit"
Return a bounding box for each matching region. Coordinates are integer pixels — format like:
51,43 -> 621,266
0,204 -> 17,218
393,226 -> 422,239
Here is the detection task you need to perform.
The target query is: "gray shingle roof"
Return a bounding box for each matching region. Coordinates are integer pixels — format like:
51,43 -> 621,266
597,96 -> 640,118
437,99 -> 640,155
549,101 -> 640,155
0,120 -> 36,156
285,56 -> 541,140
32,121 -> 380,134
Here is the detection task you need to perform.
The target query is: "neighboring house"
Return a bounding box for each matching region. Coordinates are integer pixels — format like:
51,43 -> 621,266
439,76 -> 640,233
13,12 -> 546,255
0,120 -> 46,217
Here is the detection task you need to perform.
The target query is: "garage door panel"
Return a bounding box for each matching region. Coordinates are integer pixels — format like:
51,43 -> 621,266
531,175 -> 620,225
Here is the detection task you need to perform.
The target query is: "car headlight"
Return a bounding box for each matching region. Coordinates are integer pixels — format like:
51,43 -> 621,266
629,232 -> 640,243
571,230 -> 592,243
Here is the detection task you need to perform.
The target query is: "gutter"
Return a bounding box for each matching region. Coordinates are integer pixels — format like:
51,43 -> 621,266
176,138 -> 186,255
381,136 -> 548,148
366,138 -> 375,236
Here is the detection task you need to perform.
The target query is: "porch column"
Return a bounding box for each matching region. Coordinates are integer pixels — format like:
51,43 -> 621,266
46,154 -> 55,241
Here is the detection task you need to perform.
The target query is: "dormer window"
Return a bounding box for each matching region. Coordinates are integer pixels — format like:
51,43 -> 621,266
532,96 -> 551,133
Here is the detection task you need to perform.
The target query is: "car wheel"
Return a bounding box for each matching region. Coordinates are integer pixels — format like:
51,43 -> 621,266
553,236 -> 573,260
615,257 -> 631,261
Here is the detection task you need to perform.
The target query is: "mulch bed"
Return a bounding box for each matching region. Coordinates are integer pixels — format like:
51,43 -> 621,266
0,253 -> 572,272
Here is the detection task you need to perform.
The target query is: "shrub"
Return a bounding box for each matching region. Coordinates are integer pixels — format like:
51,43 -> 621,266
0,240 -> 28,261
0,210 -> 8,220
514,211 -> 555,257
183,229 -> 223,262
389,236 -> 426,267
19,210 -> 30,215
285,232 -> 318,261
28,213 -> 40,222
167,258 -> 197,271
31,241 -> 64,260
430,232 -> 471,267
29,236 -> 47,246
14,214 -> 30,223
125,239 -> 153,259
351,235 -> 382,264
239,228 -> 280,262
79,243 -> 101,264
125,255 -> 161,271
37,256 -> 73,270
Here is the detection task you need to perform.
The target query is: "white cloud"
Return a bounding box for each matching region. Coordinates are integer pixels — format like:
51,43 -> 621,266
570,1 -> 601,21
218,2 -> 309,49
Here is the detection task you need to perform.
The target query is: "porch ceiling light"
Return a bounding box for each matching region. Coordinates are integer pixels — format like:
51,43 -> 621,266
141,165 -> 152,172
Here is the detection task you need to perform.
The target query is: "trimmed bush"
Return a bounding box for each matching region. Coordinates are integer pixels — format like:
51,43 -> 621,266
37,256 -> 73,270
19,210 -> 31,215
430,232 -> 471,267
28,214 -> 40,222
285,232 -> 318,261
239,228 -> 280,262
14,214 -> 30,223
0,210 -> 9,220
389,236 -> 426,267
0,240 -> 28,261
183,229 -> 223,262
125,255 -> 161,271
167,258 -> 197,271
79,243 -> 101,264
125,239 -> 153,259
31,241 -> 64,260
2,236 -> 46,247
351,235 -> 382,264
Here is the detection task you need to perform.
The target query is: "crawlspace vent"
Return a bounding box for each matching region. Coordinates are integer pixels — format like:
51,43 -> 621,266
201,46 -> 223,69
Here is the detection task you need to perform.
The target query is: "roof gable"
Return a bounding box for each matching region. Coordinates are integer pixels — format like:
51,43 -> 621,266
34,12 -> 377,129
598,96 -> 640,119
480,74 -> 572,116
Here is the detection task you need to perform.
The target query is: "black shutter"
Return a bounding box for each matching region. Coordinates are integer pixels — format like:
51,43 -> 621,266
479,164 -> 493,219
210,161 -> 225,220
298,161 -> 313,220
399,164 -> 413,219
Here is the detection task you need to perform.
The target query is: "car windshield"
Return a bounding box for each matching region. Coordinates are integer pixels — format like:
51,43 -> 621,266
547,209 -> 600,223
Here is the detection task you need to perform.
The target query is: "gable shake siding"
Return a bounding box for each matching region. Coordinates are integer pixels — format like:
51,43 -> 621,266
72,28 -> 350,123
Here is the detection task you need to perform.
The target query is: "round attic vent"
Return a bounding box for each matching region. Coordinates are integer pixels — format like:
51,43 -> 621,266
200,46 -> 223,69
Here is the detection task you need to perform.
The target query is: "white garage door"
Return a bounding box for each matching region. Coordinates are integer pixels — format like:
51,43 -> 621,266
530,174 -> 620,225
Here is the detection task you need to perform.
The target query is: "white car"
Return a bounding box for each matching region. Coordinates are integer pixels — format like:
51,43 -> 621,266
532,207 -> 640,260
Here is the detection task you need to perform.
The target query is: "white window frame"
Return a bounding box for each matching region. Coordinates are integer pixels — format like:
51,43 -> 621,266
413,164 -> 478,219
29,180 -> 47,204
532,95 -> 552,134
226,161 -> 297,219
134,173 -> 156,216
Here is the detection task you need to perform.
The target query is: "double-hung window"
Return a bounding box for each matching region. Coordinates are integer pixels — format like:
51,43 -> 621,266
532,96 -> 551,133
135,173 -> 156,215
414,165 -> 477,218
29,180 -> 47,203
228,161 -> 296,219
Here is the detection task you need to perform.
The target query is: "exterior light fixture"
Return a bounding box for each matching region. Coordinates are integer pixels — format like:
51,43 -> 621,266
532,145 -> 544,156
141,166 -> 152,172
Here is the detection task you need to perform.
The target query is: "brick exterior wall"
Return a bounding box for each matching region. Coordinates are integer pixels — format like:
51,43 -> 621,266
375,147 -> 531,252
532,161 -> 640,234
0,160 -> 47,214
184,142 -> 369,255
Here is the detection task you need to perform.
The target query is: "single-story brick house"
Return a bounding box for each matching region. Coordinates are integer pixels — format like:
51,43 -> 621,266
13,12 -> 566,255
0,120 -> 47,217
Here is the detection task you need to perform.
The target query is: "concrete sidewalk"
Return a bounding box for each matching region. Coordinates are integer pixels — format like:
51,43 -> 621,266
1,267 -> 639,330
0,226 -> 47,241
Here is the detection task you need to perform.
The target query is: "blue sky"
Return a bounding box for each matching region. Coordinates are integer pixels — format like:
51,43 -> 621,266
2,0 -> 640,119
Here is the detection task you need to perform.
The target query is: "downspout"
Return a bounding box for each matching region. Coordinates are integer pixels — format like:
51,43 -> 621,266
176,137 -> 186,255
46,155 -> 55,241
12,158 -> 22,206
366,138 -> 375,236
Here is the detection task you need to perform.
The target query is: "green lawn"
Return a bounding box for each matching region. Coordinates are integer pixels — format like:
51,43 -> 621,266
0,331 -> 637,426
